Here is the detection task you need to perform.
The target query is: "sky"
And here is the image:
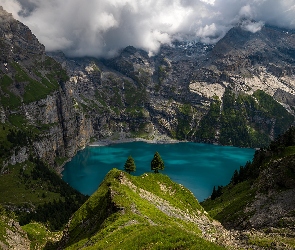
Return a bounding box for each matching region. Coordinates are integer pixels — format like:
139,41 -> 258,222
1,0 -> 295,58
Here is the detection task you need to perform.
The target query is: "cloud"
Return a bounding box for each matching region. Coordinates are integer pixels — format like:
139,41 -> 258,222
0,0 -> 295,57
241,20 -> 264,33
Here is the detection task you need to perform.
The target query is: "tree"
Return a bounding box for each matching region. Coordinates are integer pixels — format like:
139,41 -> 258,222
211,186 -> 217,200
124,156 -> 136,174
151,152 -> 165,173
211,185 -> 223,200
230,169 -> 239,185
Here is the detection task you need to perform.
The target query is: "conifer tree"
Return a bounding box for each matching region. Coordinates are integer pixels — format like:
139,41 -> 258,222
211,186 -> 217,200
151,152 -> 165,173
124,156 -> 136,174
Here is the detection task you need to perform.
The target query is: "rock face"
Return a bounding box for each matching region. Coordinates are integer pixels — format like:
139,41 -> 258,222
0,216 -> 30,250
1,7 -> 295,165
0,6 -> 94,169
49,25 -> 295,148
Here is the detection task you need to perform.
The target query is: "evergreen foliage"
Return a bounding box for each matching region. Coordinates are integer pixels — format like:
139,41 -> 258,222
124,155 -> 136,174
6,129 -> 33,147
17,157 -> 88,230
151,152 -> 165,173
211,186 -> 223,200
197,89 -> 293,148
196,97 -> 221,142
229,126 -> 295,186
175,104 -> 196,140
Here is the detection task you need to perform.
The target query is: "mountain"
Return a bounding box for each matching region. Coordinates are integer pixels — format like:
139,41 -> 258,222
49,25 -> 295,148
1,5 -> 295,249
0,5 -> 88,237
202,126 -> 295,249
47,169 -> 235,249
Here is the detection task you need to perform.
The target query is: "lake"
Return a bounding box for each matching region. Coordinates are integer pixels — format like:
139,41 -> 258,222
62,142 -> 255,201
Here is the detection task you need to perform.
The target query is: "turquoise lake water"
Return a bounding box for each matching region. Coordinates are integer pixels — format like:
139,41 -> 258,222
62,142 -> 255,201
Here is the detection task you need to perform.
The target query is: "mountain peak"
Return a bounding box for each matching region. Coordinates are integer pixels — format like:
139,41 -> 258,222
0,5 -> 45,58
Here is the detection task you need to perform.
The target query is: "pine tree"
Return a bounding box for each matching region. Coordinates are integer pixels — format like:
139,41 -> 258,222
151,152 -> 165,173
231,169 -> 239,185
211,186 -> 217,200
124,156 -> 136,174
211,185 -> 223,200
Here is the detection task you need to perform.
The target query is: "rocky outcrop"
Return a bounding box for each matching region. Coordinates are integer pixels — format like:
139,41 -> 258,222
0,216 -> 30,250
28,90 -> 94,165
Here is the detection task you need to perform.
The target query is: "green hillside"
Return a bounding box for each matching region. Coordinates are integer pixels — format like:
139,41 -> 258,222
48,169 -> 229,250
202,126 -> 295,249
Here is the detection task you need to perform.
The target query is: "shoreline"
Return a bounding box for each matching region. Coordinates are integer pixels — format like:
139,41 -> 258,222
57,136 -> 180,175
89,137 -> 181,147
58,136 -> 256,175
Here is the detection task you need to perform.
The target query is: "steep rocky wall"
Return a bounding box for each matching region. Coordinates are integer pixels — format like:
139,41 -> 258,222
0,7 -> 94,169
22,89 -> 94,167
3,91 -> 94,169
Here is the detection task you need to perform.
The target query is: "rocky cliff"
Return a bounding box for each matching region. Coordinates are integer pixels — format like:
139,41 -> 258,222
0,209 -> 30,250
0,6 -> 93,171
49,25 -> 295,148
1,6 -> 295,170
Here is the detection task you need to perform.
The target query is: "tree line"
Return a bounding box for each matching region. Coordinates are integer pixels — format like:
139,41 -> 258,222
210,126 -> 295,200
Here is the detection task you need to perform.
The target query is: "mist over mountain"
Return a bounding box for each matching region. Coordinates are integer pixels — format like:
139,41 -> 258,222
1,0 -> 295,58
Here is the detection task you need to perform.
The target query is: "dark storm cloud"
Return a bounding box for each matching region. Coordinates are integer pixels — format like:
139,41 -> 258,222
16,0 -> 37,17
1,0 -> 295,57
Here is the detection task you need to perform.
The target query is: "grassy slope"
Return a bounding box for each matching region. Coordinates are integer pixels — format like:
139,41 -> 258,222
202,146 -> 295,222
0,161 -> 59,207
54,169 -> 226,250
201,181 -> 256,227
201,141 -> 295,249
22,222 -> 62,249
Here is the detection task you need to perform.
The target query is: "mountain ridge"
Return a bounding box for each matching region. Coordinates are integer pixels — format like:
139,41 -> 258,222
51,169 -> 234,249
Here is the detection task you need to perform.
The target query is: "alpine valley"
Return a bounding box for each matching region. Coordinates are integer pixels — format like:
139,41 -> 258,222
1,5 -> 295,249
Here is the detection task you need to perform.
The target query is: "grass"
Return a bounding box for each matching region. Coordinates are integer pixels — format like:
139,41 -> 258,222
0,162 -> 61,207
0,123 -> 13,152
8,113 -> 27,128
67,225 -> 225,250
201,181 -> 256,225
0,75 -> 21,108
62,169 -> 225,250
0,215 -> 9,245
248,234 -> 295,249
129,173 -> 204,213
10,61 -> 60,104
282,146 -> 295,157
22,222 -> 62,249
54,157 -> 69,166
